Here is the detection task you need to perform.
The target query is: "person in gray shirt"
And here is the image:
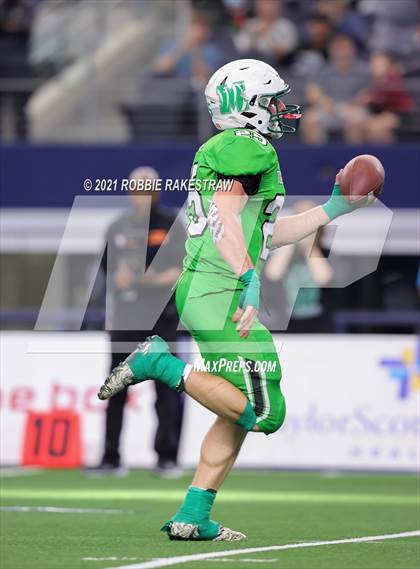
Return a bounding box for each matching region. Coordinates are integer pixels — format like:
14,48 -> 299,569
301,34 -> 370,144
234,0 -> 298,67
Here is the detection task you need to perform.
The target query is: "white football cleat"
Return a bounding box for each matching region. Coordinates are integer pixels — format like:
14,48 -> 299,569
166,521 -> 246,541
213,526 -> 247,541
97,362 -> 134,400
168,522 -> 199,540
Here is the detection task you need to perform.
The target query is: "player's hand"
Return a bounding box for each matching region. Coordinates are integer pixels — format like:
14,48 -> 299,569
322,171 -> 375,220
232,269 -> 260,339
233,305 -> 258,339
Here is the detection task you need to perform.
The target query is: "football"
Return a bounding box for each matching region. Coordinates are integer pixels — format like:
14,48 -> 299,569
338,154 -> 385,203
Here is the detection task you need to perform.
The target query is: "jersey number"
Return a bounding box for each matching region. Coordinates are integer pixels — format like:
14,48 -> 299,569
187,162 -> 207,237
235,129 -> 268,146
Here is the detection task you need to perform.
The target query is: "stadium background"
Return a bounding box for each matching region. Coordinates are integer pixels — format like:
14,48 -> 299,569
0,1 -> 419,568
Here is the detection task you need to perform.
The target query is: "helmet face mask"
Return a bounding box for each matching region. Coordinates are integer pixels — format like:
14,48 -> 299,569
205,59 -> 302,140
258,90 -> 302,138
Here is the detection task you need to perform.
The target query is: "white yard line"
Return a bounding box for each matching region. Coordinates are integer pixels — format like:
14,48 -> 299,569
106,530 -> 420,569
0,506 -> 136,515
0,468 -> 42,478
205,559 -> 279,563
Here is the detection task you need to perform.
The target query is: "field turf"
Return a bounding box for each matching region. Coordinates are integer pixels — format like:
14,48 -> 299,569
1,469 -> 419,569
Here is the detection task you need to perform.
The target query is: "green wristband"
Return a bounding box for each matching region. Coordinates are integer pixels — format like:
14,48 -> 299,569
322,184 -> 354,220
238,269 -> 260,310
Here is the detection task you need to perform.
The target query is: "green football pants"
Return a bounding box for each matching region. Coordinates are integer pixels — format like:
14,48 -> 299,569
176,270 -> 286,435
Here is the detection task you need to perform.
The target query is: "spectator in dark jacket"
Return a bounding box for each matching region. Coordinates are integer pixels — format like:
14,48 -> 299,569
291,13 -> 333,78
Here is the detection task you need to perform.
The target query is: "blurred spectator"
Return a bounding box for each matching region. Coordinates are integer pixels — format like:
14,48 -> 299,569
369,0 -> 419,63
417,264 -> 420,299
291,13 -> 333,78
301,34 -> 369,144
222,0 -> 249,28
263,200 -> 333,333
143,10 -> 223,140
0,0 -> 33,74
301,13 -> 332,61
362,51 -> 415,143
88,167 -> 185,477
152,10 -> 222,83
316,0 -> 367,49
0,0 -> 35,139
234,0 -> 298,66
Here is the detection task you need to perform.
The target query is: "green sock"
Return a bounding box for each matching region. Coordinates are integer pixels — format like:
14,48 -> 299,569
161,486 -> 220,540
126,337 -> 187,391
175,486 -> 216,524
235,400 -> 257,431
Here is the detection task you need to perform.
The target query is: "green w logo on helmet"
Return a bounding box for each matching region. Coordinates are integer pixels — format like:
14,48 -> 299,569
217,80 -> 248,114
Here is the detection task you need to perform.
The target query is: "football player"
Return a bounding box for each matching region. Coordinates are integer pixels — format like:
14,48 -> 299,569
98,59 -> 374,541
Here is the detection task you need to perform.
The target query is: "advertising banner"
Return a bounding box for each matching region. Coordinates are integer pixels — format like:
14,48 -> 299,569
0,332 -> 418,471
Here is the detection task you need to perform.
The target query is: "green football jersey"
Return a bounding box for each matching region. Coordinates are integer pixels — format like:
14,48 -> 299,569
184,128 -> 285,292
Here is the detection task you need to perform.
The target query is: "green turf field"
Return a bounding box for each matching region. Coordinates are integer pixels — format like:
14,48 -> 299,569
1,469 -> 419,569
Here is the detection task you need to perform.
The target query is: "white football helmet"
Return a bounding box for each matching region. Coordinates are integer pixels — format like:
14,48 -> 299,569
205,59 -> 301,139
